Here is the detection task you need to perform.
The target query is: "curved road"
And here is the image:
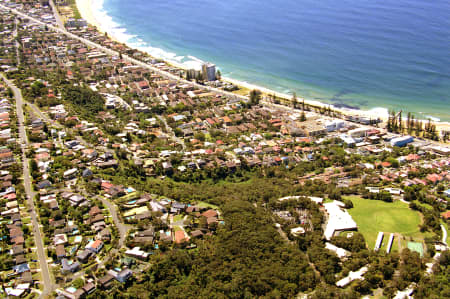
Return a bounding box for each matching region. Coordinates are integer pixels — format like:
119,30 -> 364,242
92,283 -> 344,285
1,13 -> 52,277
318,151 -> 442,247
441,224 -> 448,246
97,196 -> 131,248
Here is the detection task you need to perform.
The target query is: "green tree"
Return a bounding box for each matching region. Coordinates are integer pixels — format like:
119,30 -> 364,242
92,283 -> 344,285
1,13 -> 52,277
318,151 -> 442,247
249,89 -> 261,106
300,110 -> 306,122
62,85 -> 105,120
292,92 -> 297,108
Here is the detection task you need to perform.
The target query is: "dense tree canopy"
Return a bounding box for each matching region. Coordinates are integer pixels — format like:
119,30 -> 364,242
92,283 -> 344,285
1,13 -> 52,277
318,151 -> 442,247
331,232 -> 366,252
415,250 -> 450,298
109,201 -> 317,298
62,85 -> 104,120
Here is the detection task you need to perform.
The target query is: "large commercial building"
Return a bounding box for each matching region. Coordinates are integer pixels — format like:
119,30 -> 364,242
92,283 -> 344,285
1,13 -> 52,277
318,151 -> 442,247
202,62 -> 216,81
324,201 -> 357,240
390,135 -> 414,147
325,120 -> 346,132
65,18 -> 88,28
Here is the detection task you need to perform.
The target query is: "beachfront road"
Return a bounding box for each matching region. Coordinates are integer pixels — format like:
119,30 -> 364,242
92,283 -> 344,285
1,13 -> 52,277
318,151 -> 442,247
0,3 -> 248,103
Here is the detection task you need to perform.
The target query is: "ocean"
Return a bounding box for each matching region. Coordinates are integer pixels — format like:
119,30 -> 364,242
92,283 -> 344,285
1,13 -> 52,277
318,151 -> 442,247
93,0 -> 450,121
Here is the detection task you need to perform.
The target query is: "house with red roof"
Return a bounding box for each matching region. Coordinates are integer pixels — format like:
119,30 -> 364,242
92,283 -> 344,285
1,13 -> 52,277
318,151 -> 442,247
136,81 -> 150,93
426,173 -> 443,184
174,230 -> 188,244
4,193 -> 16,201
406,154 -> 420,162
413,178 -> 428,185
86,240 -> 104,253
379,175 -> 392,182
101,181 -> 113,191
202,209 -> 218,219
222,116 -> 232,125
441,211 -> 450,220
34,152 -> 50,162
0,150 -> 12,159
381,161 -> 391,168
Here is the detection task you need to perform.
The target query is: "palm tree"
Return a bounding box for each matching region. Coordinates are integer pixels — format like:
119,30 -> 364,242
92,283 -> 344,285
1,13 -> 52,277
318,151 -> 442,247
292,92 -> 297,108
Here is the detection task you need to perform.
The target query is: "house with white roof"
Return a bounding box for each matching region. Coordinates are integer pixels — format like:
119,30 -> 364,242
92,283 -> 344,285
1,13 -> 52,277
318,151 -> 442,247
324,201 -> 357,240
336,266 -> 368,287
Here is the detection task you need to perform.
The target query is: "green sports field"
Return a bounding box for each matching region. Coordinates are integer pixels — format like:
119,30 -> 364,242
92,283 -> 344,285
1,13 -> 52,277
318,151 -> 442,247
345,196 -> 423,249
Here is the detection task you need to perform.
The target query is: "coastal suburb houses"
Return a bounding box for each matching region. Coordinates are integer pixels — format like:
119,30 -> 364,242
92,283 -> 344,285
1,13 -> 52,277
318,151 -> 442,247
0,1 -> 448,298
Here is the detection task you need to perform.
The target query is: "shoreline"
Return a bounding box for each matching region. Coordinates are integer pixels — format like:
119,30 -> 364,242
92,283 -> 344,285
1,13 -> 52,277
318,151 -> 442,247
75,0 -> 450,132
75,0 -> 101,33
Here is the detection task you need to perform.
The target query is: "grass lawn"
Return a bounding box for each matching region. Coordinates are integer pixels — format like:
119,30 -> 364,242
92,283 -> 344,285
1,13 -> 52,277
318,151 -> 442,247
323,198 -> 333,204
104,244 -> 112,252
345,196 -> 423,249
24,292 -> 38,299
118,192 -> 140,202
27,252 -> 38,261
232,86 -> 251,96
173,226 -> 182,232
196,201 -> 219,210
25,238 -> 35,248
32,272 -> 42,283
173,214 -> 184,222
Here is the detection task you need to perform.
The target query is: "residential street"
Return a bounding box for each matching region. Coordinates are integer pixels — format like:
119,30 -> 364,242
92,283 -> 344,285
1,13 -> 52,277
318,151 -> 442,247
157,115 -> 186,150
26,100 -> 63,129
441,224 -> 448,245
0,3 -> 247,103
1,3 -> 449,298
97,196 -> 131,248
13,18 -> 20,65
49,0 -> 65,30
1,74 -> 55,298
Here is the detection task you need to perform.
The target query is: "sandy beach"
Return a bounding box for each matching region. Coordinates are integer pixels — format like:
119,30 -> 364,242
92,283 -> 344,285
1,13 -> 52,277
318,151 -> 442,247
75,0 -> 450,135
74,0 -> 380,118
76,0 -> 102,32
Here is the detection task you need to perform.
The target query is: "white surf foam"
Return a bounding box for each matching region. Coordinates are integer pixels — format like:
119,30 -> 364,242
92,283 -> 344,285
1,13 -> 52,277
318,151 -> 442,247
91,0 -> 187,65
367,107 -> 389,119
187,55 -> 204,63
89,2 -> 446,123
91,0 -> 136,43
425,115 -> 440,122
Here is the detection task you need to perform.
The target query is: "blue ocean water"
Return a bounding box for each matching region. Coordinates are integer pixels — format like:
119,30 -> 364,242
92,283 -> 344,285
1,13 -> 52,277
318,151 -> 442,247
96,0 -> 450,121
